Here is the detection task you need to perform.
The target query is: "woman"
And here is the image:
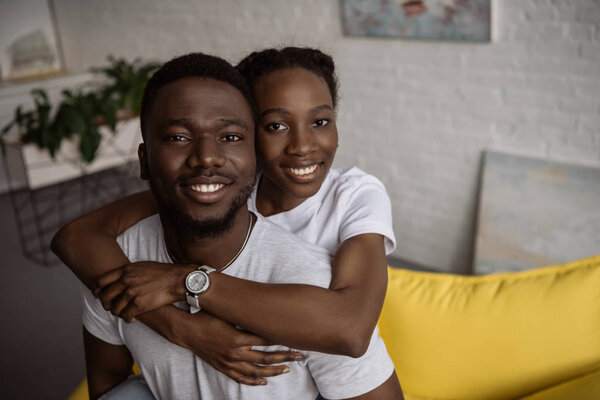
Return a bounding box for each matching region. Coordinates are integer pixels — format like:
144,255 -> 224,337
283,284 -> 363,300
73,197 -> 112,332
53,47 -> 396,387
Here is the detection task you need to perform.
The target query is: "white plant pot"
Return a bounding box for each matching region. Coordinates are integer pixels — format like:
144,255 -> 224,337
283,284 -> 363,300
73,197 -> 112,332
2,118 -> 141,190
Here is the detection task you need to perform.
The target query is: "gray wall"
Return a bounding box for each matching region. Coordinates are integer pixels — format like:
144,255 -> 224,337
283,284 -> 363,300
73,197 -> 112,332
1,0 -> 599,272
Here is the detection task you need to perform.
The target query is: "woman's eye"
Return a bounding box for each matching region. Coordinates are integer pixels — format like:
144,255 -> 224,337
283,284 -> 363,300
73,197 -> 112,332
265,122 -> 287,132
312,119 -> 330,128
222,134 -> 242,142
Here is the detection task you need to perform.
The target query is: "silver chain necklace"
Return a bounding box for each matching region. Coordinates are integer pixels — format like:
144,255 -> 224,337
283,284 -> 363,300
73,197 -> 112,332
167,212 -> 254,271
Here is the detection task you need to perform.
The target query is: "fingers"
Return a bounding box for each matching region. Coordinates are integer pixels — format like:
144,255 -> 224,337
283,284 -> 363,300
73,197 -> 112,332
240,349 -> 305,365
224,368 -> 268,386
93,269 -> 124,296
237,362 -> 291,378
108,293 -> 130,317
97,282 -> 127,311
217,361 -> 292,386
230,331 -> 271,347
120,302 -> 142,323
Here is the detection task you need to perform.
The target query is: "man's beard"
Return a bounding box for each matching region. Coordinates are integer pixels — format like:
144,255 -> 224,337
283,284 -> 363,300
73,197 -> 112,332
148,174 -> 255,240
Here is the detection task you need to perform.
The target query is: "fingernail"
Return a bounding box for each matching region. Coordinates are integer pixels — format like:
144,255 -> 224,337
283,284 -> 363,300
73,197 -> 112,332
294,354 -> 305,361
260,380 -> 268,385
282,366 -> 290,373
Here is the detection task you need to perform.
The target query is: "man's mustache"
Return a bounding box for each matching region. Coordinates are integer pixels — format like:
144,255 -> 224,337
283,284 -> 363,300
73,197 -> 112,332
177,167 -> 238,184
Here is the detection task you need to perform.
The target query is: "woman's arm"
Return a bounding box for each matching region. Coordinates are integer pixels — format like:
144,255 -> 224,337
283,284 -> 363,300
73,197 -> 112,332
51,190 -> 158,288
101,233 -> 388,357
52,193 -> 298,385
199,233 -> 388,357
54,190 -> 387,357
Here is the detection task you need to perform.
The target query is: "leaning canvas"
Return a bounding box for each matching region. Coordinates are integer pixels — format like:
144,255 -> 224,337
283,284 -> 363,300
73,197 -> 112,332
474,151 -> 600,274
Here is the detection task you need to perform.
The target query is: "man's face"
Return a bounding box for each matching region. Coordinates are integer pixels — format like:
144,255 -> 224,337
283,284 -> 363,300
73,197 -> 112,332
139,77 -> 256,237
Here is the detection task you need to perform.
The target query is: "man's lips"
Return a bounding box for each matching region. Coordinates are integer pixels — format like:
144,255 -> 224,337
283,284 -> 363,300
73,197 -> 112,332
189,183 -> 225,193
180,175 -> 234,203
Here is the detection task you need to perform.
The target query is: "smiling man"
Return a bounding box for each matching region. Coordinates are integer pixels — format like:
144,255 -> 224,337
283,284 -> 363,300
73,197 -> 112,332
80,53 -> 402,400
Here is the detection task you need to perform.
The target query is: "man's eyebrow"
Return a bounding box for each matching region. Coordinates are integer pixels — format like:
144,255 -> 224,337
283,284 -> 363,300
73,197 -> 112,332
159,118 -> 192,129
158,118 -> 249,130
259,108 -> 290,118
217,118 -> 250,131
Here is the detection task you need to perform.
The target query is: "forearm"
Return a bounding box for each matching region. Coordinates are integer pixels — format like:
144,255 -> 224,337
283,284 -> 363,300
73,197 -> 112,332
52,227 -> 130,289
199,275 -> 377,356
136,305 -> 191,348
196,234 -> 388,357
51,190 -> 157,288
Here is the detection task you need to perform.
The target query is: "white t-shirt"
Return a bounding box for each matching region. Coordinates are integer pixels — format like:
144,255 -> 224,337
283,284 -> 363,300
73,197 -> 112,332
82,214 -> 395,400
248,167 -> 396,255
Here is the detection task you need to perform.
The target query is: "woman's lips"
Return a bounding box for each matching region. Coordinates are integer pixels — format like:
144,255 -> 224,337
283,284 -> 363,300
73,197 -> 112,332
282,163 -> 321,183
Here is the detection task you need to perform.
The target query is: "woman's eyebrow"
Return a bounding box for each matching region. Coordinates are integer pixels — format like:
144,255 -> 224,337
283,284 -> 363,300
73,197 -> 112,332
310,104 -> 333,113
259,107 -> 290,117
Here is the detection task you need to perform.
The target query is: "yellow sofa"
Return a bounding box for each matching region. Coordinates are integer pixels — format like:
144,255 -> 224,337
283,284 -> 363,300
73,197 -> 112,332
72,256 -> 600,399
378,255 -> 600,400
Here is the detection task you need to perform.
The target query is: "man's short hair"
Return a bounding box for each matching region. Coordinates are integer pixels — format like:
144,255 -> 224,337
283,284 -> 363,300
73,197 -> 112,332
140,53 -> 256,140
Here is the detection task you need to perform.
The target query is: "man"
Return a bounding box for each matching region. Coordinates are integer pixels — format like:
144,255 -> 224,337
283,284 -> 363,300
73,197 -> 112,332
80,53 -> 403,399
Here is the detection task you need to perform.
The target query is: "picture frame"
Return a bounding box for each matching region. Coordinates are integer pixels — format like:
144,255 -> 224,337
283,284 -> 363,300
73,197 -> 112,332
341,0 -> 492,42
0,0 -> 64,81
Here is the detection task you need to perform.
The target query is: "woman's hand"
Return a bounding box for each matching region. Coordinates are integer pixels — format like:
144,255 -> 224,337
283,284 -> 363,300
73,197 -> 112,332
176,312 -> 305,385
93,261 -> 195,322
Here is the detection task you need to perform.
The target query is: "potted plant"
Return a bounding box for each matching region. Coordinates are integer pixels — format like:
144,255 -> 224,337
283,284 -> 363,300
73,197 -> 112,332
1,56 -> 159,189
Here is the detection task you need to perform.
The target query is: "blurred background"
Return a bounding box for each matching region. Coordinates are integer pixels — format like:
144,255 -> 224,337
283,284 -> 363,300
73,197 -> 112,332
0,0 -> 599,398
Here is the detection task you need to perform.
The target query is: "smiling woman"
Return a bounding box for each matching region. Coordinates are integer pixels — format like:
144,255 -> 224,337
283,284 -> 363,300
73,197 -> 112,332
253,67 -> 338,215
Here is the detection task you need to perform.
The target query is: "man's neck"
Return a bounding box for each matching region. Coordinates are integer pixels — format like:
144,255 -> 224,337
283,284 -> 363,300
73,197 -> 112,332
160,208 -> 253,270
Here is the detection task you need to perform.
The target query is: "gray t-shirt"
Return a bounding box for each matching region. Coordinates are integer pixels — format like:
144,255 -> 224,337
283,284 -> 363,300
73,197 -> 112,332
82,213 -> 394,400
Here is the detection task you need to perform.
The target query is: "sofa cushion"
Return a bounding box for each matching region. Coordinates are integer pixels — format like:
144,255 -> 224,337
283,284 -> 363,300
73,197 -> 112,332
378,255 -> 600,399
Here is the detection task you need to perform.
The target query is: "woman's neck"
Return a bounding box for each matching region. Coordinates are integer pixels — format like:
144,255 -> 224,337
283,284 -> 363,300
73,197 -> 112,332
255,175 -> 308,217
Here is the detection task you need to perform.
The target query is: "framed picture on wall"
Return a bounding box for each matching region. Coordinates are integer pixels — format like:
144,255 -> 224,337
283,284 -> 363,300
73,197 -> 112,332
0,0 -> 64,81
341,0 -> 492,42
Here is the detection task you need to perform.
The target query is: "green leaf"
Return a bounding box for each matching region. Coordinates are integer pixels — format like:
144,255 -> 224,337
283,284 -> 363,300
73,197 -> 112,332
79,126 -> 102,163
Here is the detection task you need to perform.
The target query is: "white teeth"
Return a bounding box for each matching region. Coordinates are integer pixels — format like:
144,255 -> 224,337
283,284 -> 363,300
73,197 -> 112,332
288,165 -> 318,176
190,184 -> 224,193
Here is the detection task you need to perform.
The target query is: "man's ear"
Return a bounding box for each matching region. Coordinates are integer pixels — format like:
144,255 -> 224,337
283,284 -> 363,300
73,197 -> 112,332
138,143 -> 149,180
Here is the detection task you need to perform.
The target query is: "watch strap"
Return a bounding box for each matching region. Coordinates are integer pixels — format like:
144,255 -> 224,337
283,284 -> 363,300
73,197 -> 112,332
186,293 -> 201,314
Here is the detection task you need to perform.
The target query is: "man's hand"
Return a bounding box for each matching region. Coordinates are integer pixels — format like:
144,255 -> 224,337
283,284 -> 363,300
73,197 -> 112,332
176,312 -> 304,386
93,261 -> 195,322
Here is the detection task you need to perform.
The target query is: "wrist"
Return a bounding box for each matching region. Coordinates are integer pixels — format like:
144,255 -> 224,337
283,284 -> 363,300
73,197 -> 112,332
174,264 -> 198,301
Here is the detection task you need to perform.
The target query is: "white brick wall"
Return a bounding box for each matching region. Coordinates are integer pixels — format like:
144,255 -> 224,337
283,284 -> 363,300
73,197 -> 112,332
2,0 -> 598,272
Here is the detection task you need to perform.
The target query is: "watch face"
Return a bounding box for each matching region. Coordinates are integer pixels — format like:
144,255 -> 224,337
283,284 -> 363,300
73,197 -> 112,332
187,271 -> 208,293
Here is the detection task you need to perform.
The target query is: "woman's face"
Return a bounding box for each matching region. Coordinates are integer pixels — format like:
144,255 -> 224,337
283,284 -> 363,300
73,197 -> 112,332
253,67 -> 338,208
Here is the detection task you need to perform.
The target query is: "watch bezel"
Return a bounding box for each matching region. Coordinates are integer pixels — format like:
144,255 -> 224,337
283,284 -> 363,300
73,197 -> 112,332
185,270 -> 210,294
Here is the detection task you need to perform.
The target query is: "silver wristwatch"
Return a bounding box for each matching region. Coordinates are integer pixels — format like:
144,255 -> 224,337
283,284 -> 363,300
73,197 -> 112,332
185,265 -> 216,314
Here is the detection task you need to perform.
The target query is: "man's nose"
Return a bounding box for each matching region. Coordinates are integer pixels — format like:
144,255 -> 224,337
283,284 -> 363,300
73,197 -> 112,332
285,126 -> 316,156
186,136 -> 226,169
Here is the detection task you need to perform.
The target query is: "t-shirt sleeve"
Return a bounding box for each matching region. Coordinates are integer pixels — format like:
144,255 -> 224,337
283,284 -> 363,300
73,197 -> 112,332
306,327 -> 395,399
338,174 -> 397,254
81,284 -> 124,345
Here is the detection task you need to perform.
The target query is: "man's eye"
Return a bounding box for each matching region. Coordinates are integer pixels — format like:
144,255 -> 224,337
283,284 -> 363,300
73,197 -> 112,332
265,122 -> 287,132
311,119 -> 330,128
165,135 -> 188,142
222,134 -> 242,142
